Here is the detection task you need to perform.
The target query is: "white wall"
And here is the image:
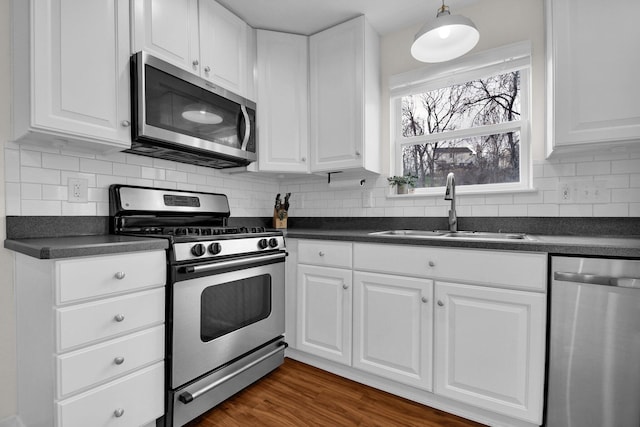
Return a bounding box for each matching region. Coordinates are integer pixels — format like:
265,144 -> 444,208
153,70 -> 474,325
0,0 -> 16,420
280,0 -> 640,218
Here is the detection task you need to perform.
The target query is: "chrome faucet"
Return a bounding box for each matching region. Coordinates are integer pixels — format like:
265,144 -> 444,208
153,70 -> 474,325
444,172 -> 457,232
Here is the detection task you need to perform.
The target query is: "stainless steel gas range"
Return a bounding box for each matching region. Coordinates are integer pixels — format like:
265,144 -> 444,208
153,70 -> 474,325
110,185 -> 287,427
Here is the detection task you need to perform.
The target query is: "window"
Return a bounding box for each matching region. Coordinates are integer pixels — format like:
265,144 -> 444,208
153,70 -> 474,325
390,42 -> 531,194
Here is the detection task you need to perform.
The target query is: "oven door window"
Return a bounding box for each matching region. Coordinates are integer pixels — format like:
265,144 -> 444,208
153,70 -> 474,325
200,274 -> 272,342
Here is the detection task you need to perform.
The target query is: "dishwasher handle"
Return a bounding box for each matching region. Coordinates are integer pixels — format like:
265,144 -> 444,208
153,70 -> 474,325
554,271 -> 640,288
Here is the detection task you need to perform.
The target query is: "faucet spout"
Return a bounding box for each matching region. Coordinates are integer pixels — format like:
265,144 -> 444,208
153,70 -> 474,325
444,172 -> 457,232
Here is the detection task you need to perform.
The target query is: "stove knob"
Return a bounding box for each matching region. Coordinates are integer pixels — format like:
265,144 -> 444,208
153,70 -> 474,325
268,238 -> 278,248
191,243 -> 206,257
258,238 -> 268,249
208,242 -> 222,255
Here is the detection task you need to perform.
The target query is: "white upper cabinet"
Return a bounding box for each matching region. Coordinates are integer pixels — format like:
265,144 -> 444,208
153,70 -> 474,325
132,0 -> 249,97
309,16 -> 381,173
12,0 -> 131,152
256,30 -> 309,173
546,0 -> 640,156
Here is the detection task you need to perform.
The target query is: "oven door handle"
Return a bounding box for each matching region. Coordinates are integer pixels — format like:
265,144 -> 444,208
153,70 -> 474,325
178,341 -> 288,404
184,252 -> 286,274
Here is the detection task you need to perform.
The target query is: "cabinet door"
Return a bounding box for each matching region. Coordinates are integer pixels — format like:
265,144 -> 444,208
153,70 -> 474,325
297,265 -> 352,365
199,0 -> 247,95
547,0 -> 640,154
30,0 -> 131,147
131,0 -> 200,73
310,17 -> 364,172
256,30 -> 310,173
434,282 -> 545,424
353,272 -> 433,391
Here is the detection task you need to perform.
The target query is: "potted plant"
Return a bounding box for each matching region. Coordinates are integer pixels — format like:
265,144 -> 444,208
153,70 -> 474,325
387,174 -> 417,194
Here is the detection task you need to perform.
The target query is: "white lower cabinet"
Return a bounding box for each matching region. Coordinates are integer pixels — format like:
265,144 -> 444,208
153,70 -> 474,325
290,239 -> 547,426
434,281 -> 546,424
15,250 -> 166,427
297,264 -> 352,365
353,272 -> 433,391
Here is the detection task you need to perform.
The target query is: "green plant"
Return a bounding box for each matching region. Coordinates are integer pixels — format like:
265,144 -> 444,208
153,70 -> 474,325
387,174 -> 417,187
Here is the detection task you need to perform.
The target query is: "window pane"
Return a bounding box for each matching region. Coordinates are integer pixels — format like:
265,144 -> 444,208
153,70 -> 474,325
401,71 -> 520,137
402,131 -> 520,188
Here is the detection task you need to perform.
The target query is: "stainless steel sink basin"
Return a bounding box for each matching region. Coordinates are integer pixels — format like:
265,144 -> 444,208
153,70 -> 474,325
369,230 -> 536,241
443,231 -> 535,240
368,230 -> 449,237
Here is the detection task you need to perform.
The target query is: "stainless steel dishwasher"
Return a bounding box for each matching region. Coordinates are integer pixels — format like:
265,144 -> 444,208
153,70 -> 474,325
546,256 -> 640,427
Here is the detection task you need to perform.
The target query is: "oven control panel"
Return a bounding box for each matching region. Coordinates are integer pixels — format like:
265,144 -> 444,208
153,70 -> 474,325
173,235 -> 286,262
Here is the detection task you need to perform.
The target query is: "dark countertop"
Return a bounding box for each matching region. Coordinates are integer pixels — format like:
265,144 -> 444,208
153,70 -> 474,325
4,235 -> 169,259
284,229 -> 640,258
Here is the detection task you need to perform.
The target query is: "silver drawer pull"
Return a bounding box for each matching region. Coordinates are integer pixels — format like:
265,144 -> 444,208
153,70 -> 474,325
428,261 -> 435,267
113,408 -> 124,418
114,271 -> 126,280
114,357 -> 125,365
342,284 -> 349,290
421,296 -> 428,303
114,314 -> 125,322
318,251 -> 325,257
437,300 -> 444,307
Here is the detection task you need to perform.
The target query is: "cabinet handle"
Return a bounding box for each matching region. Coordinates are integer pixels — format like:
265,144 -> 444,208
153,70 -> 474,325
421,296 -> 428,303
114,356 -> 125,365
113,408 -> 125,418
301,157 -> 306,162
437,300 -> 444,307
343,284 -> 349,290
114,271 -> 126,280
204,65 -> 211,73
120,120 -> 130,128
318,251 -> 325,257
114,314 -> 125,322
428,261 -> 435,267
355,150 -> 361,156
192,59 -> 199,67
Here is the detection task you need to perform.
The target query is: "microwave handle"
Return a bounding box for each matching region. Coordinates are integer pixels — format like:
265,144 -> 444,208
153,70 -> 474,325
239,105 -> 251,150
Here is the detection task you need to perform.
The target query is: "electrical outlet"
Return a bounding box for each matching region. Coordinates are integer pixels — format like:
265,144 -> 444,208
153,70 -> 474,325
558,182 -> 573,203
68,178 -> 88,203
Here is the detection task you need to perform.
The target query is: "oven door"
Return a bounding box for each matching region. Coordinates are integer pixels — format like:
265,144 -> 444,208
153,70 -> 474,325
171,253 -> 285,389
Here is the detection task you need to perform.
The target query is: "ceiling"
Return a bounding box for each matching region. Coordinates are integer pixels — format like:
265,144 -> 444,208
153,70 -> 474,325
215,0 -> 479,36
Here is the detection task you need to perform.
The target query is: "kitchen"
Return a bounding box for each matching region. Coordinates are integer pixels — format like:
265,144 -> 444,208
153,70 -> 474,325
1,0 -> 639,426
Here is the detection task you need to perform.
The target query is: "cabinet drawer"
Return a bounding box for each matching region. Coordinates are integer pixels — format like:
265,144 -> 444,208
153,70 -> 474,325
298,240 -> 352,268
56,251 -> 166,304
354,243 -> 547,292
57,362 -> 164,427
57,288 -> 165,351
57,325 -> 164,398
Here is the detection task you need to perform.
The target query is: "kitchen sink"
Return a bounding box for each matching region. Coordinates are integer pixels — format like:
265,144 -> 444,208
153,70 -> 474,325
369,230 -> 536,241
368,229 -> 449,237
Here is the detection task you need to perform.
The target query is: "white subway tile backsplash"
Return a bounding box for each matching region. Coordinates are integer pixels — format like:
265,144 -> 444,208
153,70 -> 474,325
112,163 -> 141,178
20,183 -> 41,200
80,158 -> 113,175
20,149 -> 41,167
21,199 -> 61,216
4,144 -> 640,218
20,166 -> 60,184
42,153 -> 79,171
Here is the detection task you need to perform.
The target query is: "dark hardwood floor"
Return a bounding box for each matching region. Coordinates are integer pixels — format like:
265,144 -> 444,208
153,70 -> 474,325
185,358 -> 485,426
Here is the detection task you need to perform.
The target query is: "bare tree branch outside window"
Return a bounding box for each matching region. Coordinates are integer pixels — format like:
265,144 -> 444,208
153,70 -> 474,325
400,71 -> 521,188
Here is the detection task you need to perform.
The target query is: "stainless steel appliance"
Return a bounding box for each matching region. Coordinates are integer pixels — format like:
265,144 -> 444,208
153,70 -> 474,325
546,256 -> 640,427
128,51 -> 257,168
110,185 -> 286,427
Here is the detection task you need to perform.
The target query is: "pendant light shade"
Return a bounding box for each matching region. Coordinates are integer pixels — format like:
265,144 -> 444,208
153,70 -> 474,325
411,2 -> 479,63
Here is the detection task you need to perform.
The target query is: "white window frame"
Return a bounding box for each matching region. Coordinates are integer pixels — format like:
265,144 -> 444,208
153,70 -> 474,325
389,41 -> 533,196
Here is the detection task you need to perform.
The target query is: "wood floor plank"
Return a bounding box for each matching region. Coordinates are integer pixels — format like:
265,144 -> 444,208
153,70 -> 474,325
184,358 -> 485,426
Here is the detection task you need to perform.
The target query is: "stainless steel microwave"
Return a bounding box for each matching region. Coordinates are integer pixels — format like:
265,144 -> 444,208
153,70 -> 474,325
127,51 -> 256,169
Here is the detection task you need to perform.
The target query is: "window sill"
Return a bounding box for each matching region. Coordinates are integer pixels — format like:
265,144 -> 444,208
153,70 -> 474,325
386,184 -> 537,199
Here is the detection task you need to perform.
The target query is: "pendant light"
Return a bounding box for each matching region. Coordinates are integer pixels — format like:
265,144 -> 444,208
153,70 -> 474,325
411,1 -> 479,63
